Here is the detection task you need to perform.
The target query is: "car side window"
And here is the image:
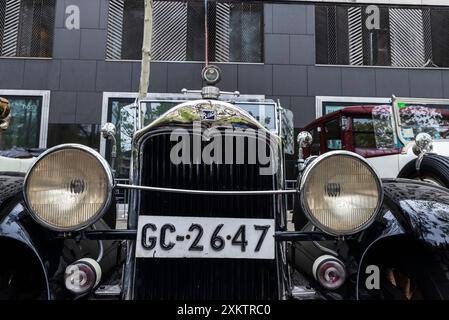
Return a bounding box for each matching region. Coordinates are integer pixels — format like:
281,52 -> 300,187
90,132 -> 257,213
324,119 -> 342,150
353,118 -> 377,149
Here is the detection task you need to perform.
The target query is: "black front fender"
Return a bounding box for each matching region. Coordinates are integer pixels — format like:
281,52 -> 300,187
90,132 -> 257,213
0,201 -> 51,299
355,179 -> 449,299
382,178 -> 449,247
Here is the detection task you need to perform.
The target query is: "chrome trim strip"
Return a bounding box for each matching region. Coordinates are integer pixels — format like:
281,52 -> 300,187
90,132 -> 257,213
116,183 -> 297,195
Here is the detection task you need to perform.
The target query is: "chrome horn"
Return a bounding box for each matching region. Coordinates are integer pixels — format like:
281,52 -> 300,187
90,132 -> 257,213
413,132 -> 433,175
101,123 -> 117,174
297,131 -> 313,172
0,97 -> 11,131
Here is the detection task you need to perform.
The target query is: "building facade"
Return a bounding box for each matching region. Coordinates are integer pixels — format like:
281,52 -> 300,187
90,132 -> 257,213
1,0 -> 449,172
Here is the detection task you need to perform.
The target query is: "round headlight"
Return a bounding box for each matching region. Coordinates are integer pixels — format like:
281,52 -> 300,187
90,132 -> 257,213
24,144 -> 113,231
300,151 -> 383,236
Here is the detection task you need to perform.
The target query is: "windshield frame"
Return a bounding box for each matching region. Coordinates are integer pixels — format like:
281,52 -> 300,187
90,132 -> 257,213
138,97 -> 279,134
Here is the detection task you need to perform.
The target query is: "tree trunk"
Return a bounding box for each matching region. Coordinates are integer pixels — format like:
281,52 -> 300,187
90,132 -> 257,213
138,0 -> 153,100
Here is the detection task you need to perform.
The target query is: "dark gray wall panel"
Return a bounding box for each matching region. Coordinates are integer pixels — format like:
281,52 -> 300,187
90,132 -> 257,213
341,68 -> 375,96
237,64 -> 272,95
265,34 -> 290,64
306,5 -> 315,35
53,28 -> 81,59
80,29 -> 107,60
273,4 -> 307,35
76,91 -> 102,123
409,69 -> 443,98
264,4 -> 273,34
96,61 -> 132,92
214,64 -> 238,92
60,60 -> 97,91
166,63 -> 203,93
99,0 -> 109,30
291,96 -> 315,127
0,59 -> 24,88
307,66 -> 342,96
375,69 -> 410,97
273,65 -> 307,96
290,34 -> 314,65
54,0 -> 65,28
23,60 -> 61,90
49,91 -> 77,123
442,71 -> 449,99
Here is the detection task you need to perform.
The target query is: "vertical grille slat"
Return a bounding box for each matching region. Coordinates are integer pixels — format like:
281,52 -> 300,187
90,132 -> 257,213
134,129 -> 278,299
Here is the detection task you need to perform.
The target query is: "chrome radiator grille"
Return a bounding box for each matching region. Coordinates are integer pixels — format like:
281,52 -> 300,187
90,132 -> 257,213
134,129 -> 279,300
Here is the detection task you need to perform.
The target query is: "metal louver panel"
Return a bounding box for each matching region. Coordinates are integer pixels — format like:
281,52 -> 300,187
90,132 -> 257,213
152,0 -> 187,61
422,8 -> 433,63
327,6 -> 337,64
1,0 -> 20,57
390,8 -> 426,67
106,0 -> 124,60
215,2 -> 230,62
348,7 -> 363,65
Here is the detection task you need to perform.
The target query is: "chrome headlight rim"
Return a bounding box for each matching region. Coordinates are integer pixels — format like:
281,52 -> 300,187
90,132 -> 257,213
299,150 -> 384,236
23,143 -> 114,232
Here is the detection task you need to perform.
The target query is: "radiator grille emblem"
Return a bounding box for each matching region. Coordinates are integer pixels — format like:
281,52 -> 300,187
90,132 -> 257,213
201,110 -> 216,121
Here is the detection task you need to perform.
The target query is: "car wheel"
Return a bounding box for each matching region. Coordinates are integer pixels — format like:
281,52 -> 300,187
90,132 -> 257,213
374,250 -> 449,300
398,154 -> 449,188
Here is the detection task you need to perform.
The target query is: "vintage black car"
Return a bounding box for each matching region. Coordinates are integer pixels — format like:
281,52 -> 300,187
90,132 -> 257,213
1,67 -> 449,300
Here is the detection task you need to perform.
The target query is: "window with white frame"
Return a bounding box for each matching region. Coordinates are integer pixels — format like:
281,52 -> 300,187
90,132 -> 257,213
0,90 -> 49,150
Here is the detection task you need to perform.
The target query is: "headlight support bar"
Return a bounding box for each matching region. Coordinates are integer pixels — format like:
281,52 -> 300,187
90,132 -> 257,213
115,183 -> 298,195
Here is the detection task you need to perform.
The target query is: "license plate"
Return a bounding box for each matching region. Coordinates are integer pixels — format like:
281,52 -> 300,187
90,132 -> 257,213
136,216 -> 275,259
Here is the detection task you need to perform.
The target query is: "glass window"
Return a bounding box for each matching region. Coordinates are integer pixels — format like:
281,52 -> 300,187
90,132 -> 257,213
353,118 -> 376,148
141,101 -> 179,127
315,5 -> 449,68
106,0 -> 263,63
398,104 -> 449,141
324,119 -> 342,150
107,98 -> 136,178
47,124 -> 101,151
0,0 -> 56,58
0,95 -> 41,150
235,103 -> 276,131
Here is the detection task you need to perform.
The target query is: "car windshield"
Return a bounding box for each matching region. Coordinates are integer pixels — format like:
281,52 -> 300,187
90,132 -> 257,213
234,102 -> 277,130
397,104 -> 449,141
141,100 -> 277,131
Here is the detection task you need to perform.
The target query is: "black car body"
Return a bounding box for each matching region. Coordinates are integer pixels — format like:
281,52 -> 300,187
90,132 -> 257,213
2,84 -> 449,300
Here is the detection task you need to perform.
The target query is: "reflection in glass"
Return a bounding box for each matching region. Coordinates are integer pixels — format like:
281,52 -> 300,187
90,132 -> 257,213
47,124 -> 100,151
235,103 -> 276,130
398,104 -> 449,141
0,96 -> 41,150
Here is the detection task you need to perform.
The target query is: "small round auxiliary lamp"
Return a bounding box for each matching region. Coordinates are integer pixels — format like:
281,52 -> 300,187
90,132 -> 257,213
201,65 -> 222,85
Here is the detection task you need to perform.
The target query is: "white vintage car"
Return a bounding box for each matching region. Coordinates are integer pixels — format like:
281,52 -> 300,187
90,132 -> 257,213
0,153 -> 36,173
298,96 -> 449,187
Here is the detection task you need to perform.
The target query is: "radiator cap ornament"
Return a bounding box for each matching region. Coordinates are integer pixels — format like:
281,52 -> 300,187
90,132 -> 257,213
202,65 -> 221,85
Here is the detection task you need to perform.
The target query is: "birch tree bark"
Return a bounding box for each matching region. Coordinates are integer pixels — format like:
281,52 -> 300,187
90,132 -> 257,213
138,0 -> 153,100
